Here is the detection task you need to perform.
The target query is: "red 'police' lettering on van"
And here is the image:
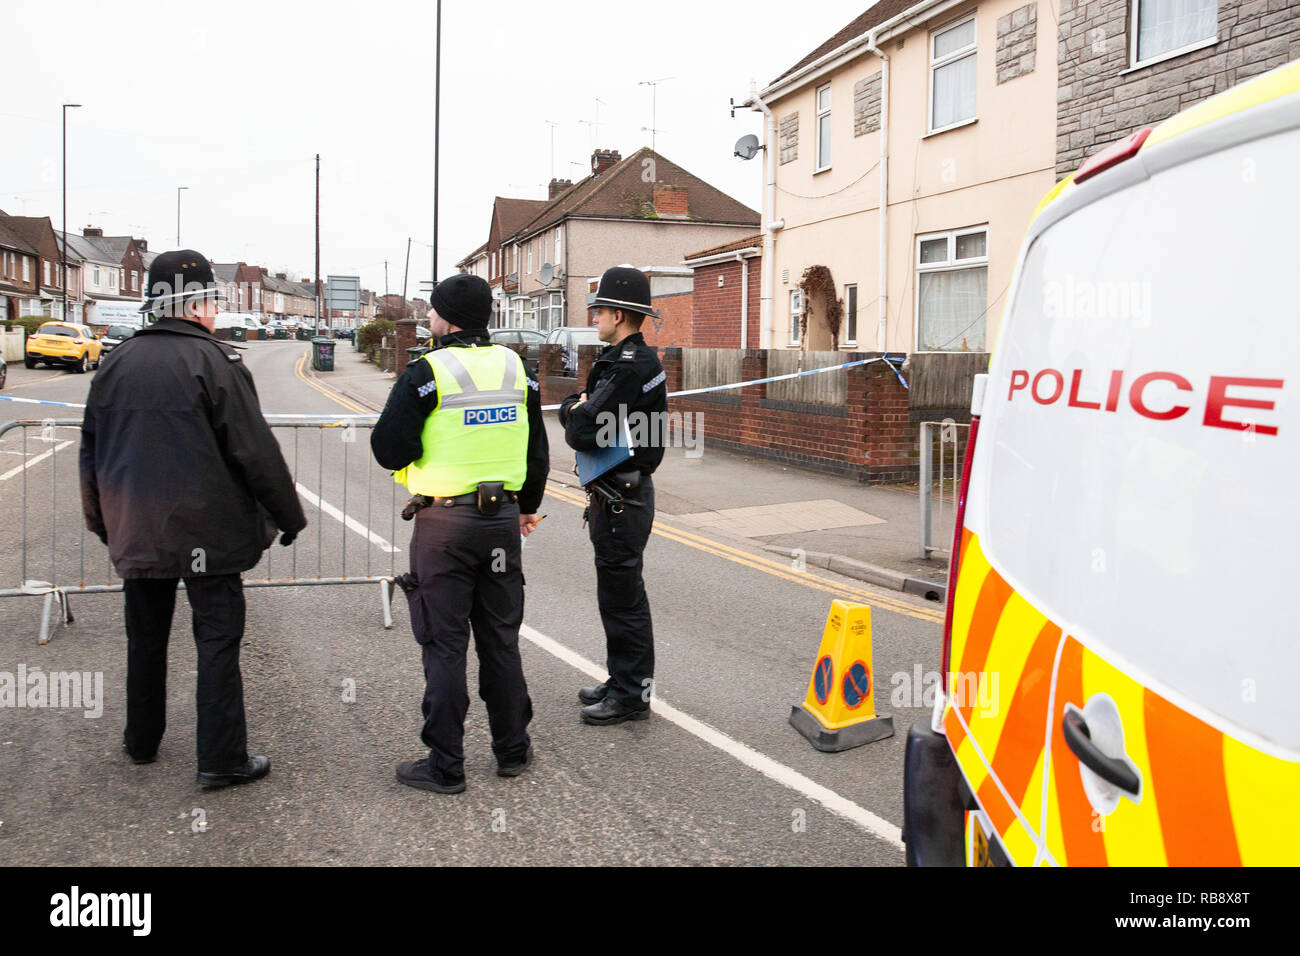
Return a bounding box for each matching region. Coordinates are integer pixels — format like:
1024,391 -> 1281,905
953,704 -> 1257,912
1007,369 -> 1284,436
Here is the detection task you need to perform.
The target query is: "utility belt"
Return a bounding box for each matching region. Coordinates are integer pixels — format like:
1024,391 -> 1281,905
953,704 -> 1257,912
402,482 -> 518,520
585,468 -> 647,516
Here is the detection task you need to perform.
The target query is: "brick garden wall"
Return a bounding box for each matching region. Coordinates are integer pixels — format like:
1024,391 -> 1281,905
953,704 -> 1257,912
537,343 -> 918,484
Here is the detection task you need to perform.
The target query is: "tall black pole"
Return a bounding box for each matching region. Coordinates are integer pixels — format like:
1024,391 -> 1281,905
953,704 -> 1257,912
61,104 -> 81,322
433,0 -> 441,284
62,108 -> 67,322
315,154 -> 321,329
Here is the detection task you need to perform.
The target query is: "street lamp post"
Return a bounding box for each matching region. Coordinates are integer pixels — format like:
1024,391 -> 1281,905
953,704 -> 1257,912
62,103 -> 82,322
176,186 -> 189,247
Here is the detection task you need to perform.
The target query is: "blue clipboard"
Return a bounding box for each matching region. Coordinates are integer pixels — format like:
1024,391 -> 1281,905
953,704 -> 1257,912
575,418 -> 635,485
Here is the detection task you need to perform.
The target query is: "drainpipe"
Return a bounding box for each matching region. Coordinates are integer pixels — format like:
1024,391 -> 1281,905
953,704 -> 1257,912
744,81 -> 778,350
865,29 -> 890,352
736,253 -> 749,350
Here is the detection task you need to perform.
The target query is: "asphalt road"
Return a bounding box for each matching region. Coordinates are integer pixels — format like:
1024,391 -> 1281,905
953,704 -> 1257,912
0,340 -> 943,866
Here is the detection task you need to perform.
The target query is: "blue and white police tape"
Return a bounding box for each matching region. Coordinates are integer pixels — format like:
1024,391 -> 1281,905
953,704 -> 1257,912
0,355 -> 907,417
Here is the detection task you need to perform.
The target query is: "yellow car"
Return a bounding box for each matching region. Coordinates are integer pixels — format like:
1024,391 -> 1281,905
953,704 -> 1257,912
24,322 -> 104,373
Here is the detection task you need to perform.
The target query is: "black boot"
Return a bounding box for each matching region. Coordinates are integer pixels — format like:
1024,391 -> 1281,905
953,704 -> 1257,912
577,682 -> 608,705
581,697 -> 650,726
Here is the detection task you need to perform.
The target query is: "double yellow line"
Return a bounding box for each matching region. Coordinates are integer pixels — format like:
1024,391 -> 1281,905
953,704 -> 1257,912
545,483 -> 943,624
293,350 -> 373,416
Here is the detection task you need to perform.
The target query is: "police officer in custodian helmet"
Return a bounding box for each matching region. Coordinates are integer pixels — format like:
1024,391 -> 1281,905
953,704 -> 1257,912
559,266 -> 668,726
371,274 -> 549,793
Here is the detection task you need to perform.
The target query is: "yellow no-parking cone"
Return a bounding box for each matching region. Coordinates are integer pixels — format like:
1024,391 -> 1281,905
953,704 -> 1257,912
789,600 -> 894,751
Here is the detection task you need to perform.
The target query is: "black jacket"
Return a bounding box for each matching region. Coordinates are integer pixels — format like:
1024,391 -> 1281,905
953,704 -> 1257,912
79,319 -> 307,579
369,330 -> 550,514
558,332 -> 667,476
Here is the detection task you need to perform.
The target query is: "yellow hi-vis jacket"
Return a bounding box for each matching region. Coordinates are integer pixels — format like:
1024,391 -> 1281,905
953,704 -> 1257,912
395,344 -> 529,497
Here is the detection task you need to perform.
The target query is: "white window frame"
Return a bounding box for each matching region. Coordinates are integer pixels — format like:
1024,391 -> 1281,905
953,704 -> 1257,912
22,257 -> 31,283
44,261 -> 51,285
790,289 -> 803,346
527,245 -> 533,276
1129,0 -> 1219,71
843,283 -> 858,346
814,84 -> 832,172
555,228 -> 562,265
928,13 -> 978,135
914,225 -> 990,353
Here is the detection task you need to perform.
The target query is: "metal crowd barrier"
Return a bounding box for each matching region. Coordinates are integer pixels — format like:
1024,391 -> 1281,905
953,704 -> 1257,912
0,417 -> 402,645
918,419 -> 970,561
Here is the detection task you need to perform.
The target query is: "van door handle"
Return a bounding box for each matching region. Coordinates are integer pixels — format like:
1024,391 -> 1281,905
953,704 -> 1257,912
1062,710 -> 1140,795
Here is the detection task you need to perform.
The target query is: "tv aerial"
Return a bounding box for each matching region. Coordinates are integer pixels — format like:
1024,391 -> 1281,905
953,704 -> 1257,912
734,133 -> 763,160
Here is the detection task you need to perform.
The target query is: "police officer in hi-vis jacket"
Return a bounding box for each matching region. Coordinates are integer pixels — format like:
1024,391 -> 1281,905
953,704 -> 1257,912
371,275 -> 549,794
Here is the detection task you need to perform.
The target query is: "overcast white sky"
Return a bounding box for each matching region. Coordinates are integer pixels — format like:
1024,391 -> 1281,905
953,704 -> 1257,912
5,0 -> 872,298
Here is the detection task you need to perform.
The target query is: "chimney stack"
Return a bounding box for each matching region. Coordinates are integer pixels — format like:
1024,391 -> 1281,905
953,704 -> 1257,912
83,226 -> 103,238
549,178 -> 573,200
591,149 -> 621,176
276,272 -> 287,280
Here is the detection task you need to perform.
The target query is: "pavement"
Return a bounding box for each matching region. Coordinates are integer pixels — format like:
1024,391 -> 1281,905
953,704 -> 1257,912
309,343 -> 954,593
0,339 -> 947,866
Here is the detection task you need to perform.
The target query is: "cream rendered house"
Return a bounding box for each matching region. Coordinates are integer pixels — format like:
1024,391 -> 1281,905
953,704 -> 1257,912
743,0 -> 1057,354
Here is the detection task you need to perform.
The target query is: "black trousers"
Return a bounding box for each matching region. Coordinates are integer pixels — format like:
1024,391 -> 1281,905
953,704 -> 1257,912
406,503 -> 532,779
122,574 -> 248,772
587,476 -> 655,708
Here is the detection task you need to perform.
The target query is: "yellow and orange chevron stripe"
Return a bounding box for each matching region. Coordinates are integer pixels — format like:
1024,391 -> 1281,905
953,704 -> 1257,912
944,529 -> 1300,867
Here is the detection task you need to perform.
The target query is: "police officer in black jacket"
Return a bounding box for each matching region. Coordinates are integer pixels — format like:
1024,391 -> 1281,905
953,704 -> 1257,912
80,250 -> 307,788
559,266 -> 668,725
371,275 -> 549,794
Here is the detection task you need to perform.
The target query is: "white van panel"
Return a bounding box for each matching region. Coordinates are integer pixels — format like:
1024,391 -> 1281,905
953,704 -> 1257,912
967,126 -> 1299,752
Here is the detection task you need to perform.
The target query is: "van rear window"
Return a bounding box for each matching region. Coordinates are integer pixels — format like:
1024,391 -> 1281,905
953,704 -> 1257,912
978,126 -> 1299,752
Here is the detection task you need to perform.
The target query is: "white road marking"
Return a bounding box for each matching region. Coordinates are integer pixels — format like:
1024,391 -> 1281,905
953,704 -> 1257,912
295,482 -> 400,554
519,623 -> 905,852
0,441 -> 74,482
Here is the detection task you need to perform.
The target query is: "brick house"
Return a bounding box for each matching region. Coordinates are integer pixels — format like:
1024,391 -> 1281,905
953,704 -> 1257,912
680,234 -> 763,349
1057,0 -> 1300,175
0,213 -> 77,321
461,147 -> 760,333
63,227 -> 148,325
0,217 -> 41,322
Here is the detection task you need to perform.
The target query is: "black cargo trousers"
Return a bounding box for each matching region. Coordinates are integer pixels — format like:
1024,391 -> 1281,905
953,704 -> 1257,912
406,502 -> 532,779
587,477 -> 656,709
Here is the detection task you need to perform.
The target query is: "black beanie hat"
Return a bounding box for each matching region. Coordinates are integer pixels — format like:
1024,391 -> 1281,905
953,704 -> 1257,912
429,274 -> 493,330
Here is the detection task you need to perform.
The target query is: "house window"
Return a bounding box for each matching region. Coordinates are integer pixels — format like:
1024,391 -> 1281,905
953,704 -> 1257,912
22,257 -> 31,283
1132,0 -> 1217,66
844,284 -> 858,345
527,245 -> 533,275
44,261 -> 51,285
555,228 -> 562,265
130,270 -> 138,291
930,15 -> 977,132
109,270 -> 117,290
790,289 -> 803,346
916,227 -> 989,352
815,85 -> 832,170
93,266 -> 100,286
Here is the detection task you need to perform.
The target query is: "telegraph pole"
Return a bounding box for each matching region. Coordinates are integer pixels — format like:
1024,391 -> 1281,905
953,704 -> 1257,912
401,238 -> 411,309
315,153 -> 321,329
433,0 -> 441,284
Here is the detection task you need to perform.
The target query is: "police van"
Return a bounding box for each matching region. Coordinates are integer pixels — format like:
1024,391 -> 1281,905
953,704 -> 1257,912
903,60 -> 1300,866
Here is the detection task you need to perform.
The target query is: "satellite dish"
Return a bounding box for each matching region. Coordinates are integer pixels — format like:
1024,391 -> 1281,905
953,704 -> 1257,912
734,133 -> 763,160
540,263 -> 555,286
